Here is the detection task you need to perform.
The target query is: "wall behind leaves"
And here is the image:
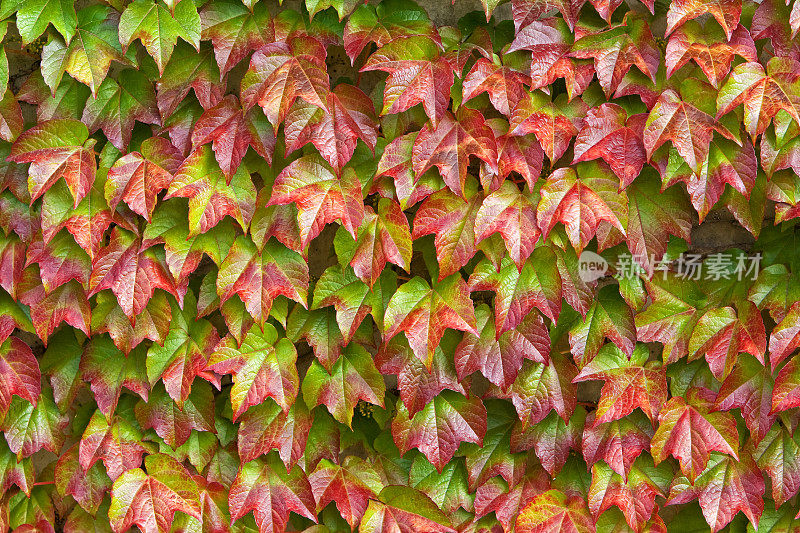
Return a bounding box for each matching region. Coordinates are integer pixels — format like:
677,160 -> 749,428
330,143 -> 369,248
0,0 -> 798,531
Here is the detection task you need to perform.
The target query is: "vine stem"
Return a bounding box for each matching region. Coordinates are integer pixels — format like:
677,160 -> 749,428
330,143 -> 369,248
32,481 -> 54,487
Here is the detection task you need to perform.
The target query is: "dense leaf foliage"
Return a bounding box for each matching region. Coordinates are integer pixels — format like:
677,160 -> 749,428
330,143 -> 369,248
1,0 -> 800,531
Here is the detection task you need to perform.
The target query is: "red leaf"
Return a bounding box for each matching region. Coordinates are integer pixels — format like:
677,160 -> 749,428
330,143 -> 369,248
384,274 -> 478,367
79,410 -> 148,481
0,336 -> 40,415
362,36 -> 453,127
537,161 -> 627,253
455,303 -> 549,390
109,453 -> 201,533
573,104 -> 646,189
392,391 -> 487,472
241,36 -> 330,127
412,109 -> 498,198
106,137 -> 181,222
666,448 -> 764,532
516,489 -> 595,533
573,344 -> 667,425
285,84 -> 378,175
89,228 -> 177,320
192,94 -> 276,179
510,353 -> 578,427
8,119 -> 96,208
269,156 -> 365,248
582,411 -> 653,480
651,389 -> 739,481
665,0 -> 742,40
229,455 -> 317,533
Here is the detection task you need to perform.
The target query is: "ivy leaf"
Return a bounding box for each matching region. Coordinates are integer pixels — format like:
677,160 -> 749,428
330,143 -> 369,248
665,0 -> 742,40
516,489 -> 595,533
81,336 -> 148,418
667,449 -> 764,532
717,58 -> 800,138
345,198 -> 411,288
302,344 -> 385,426
240,36 -> 330,128
109,453 -> 201,533
574,343 -> 667,425
79,409 -> 149,481
510,91 -> 588,163
392,390 -> 487,472
752,423 -> 800,506
25,230 -> 90,292
237,397 -> 312,467
767,302 -> 800,372
519,408 -> 586,477
343,0 -> 439,64
511,0 -> 586,31
216,235 -> 308,324
463,57 -> 529,117
773,354 -> 800,413
510,353 -> 578,427
665,22 -> 757,89
166,144 -> 256,236
455,303 -> 549,390
310,457 -> 383,528
81,69 -> 160,151
146,294 -> 219,406
286,306 -> 345,371
635,272 -> 704,363
572,103 -> 646,189
625,172 -> 692,271
1,390 -> 67,458
713,354 -> 774,446
412,188 -> 481,280
361,35 -> 453,127
687,302 -> 766,381
360,485 -> 456,533
91,288 -> 172,356
376,336 -> 466,418
384,274 -> 477,367
409,453 -> 472,514
587,456 -> 672,532
412,109 -> 497,198
119,0 -> 201,75
312,265 -> 379,344
228,455 -> 317,533
156,42 -> 224,120
89,228 -> 177,320
208,323 -> 298,420
12,0 -> 77,44
268,156 -> 365,248
538,161 -> 628,253
0,438 -> 33,496
569,284 -> 636,368
9,118 -> 95,208
285,84 -> 378,176
200,0 -> 273,78
571,14 -> 659,97
40,179 -> 112,261
474,181 -> 540,272
582,411 -> 653,481
54,443 -> 110,515
135,382 -> 215,448
474,469 -> 550,532
0,336 -> 40,416
106,137 -> 181,222
19,277 -> 91,342
40,5 -> 134,96
651,388 -> 739,481
645,89 -> 735,177
191,94 -> 275,179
